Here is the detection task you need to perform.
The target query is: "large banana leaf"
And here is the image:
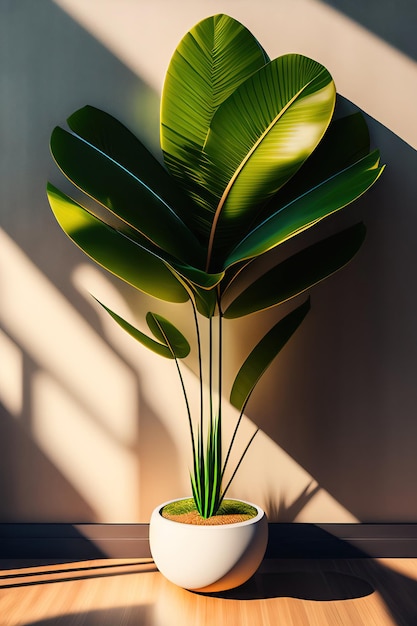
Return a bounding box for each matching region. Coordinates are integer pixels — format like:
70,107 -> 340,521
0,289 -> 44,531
67,105 -> 201,235
254,110 -> 371,227
298,109 -> 371,183
214,110 -> 372,297
224,222 -> 366,318
161,13 -> 269,235
203,54 -> 336,268
94,300 -> 190,359
230,298 -> 310,411
226,149 -> 384,267
47,183 -> 190,303
47,182 -> 223,292
50,126 -> 204,267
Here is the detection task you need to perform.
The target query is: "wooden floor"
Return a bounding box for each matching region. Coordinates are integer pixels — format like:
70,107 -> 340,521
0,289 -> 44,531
1,558 -> 417,625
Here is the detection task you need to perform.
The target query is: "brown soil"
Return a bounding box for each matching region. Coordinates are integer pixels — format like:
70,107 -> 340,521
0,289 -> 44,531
161,510 -> 254,525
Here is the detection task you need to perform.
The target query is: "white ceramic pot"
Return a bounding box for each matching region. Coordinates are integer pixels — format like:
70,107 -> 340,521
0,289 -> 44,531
149,498 -> 268,592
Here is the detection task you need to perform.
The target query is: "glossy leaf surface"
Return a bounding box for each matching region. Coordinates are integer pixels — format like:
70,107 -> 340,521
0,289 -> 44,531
67,105 -> 201,234
230,299 -> 310,411
224,222 -> 366,318
94,300 -> 190,359
256,110 -> 371,225
204,54 -> 336,267
226,149 -> 384,267
47,183 -> 190,303
50,126 -> 204,267
146,312 -> 191,358
161,13 -> 269,234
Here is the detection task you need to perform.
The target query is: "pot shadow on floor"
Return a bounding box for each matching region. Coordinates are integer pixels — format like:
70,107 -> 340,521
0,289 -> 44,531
204,530 -> 417,625
208,567 -> 374,602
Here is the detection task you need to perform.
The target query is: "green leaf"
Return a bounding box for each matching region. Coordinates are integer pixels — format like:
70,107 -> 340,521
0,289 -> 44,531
50,126 -> 204,267
226,149 -> 384,267
256,110 -> 371,224
47,182 -> 224,293
67,105 -> 201,234
190,416 -> 223,517
161,13 -> 269,239
46,183 -> 190,303
94,300 -> 189,359
230,298 -> 310,411
203,53 -> 336,268
145,312 -> 191,358
224,222 -> 366,318
191,285 -> 218,318
173,262 -> 224,291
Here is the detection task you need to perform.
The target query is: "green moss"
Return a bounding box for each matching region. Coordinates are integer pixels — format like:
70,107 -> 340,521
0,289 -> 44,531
161,498 -> 257,518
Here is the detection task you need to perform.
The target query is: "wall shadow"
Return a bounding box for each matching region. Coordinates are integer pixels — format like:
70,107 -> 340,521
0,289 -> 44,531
2,0 -> 417,525
265,482 -> 321,522
320,0 -> 417,61
0,401 -> 97,522
242,108 -> 417,522
0,0 -> 181,522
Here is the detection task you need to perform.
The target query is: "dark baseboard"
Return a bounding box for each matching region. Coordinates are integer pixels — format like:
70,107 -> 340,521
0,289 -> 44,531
1,523 -> 417,560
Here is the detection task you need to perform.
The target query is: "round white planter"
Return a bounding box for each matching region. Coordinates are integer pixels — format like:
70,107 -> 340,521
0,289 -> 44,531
149,498 -> 268,592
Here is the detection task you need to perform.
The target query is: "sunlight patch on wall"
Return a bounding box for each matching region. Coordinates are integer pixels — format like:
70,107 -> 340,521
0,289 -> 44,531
0,227 -> 359,520
221,409 -> 359,523
0,228 -> 138,448
72,261 -> 359,522
32,370 -> 139,521
53,0 -> 417,149
72,264 -> 195,479
0,228 -> 141,520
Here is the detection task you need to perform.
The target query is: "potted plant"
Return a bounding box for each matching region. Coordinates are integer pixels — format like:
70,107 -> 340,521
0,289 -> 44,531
46,14 -> 384,592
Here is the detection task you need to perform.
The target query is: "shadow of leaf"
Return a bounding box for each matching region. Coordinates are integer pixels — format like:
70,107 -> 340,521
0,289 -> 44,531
266,481 -> 321,522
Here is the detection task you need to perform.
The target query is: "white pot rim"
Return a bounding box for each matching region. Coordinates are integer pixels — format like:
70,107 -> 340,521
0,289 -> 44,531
153,496 -> 265,528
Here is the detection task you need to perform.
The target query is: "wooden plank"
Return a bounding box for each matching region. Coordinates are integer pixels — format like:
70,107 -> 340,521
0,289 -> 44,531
1,558 -> 417,625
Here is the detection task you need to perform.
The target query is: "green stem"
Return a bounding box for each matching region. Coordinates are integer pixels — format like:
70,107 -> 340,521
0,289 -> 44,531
220,428 -> 259,504
217,289 -> 223,491
173,357 -> 195,458
190,298 -> 204,463
209,315 -> 213,428
217,290 -> 223,421
221,392 -> 251,481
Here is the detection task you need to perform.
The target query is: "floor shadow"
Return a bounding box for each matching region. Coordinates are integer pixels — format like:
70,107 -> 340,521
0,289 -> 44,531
22,605 -> 151,626
361,559 -> 417,625
0,560 -> 156,588
209,569 -> 373,601
200,527 -> 417,623
202,555 -> 417,623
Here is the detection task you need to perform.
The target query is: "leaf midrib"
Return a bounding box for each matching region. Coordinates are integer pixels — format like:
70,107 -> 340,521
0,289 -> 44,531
204,80 -> 315,272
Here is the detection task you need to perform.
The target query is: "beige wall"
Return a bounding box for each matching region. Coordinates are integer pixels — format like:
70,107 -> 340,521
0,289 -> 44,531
1,0 -> 417,523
